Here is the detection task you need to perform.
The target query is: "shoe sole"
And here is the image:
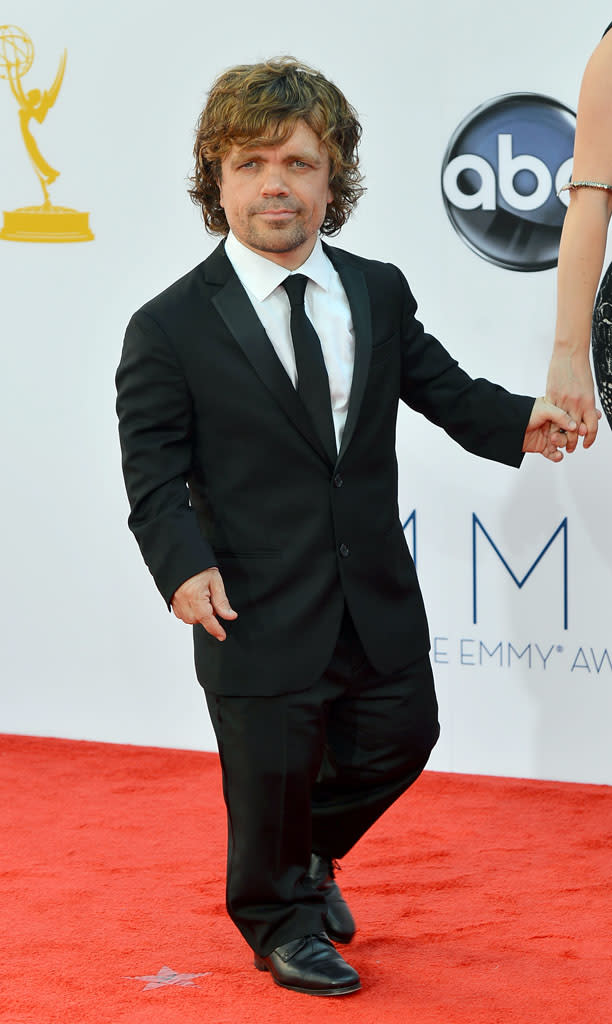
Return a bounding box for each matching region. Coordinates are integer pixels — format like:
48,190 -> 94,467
254,959 -> 361,996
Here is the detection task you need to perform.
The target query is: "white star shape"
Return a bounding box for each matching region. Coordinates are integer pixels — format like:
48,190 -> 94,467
127,965 -> 210,991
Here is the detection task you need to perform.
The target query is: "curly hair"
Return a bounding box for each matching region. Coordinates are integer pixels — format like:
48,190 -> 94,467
189,57 -> 365,236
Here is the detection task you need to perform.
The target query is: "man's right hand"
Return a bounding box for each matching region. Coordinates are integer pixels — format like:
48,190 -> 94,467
171,568 -> 237,641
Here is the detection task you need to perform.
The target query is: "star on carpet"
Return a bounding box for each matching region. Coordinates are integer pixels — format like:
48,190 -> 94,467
127,965 -> 210,991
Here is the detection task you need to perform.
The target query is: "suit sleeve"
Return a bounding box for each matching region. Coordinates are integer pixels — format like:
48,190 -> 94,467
115,309 -> 217,606
396,267 -> 534,467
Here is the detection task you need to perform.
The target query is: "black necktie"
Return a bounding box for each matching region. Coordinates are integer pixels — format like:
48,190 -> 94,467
282,274 -> 337,463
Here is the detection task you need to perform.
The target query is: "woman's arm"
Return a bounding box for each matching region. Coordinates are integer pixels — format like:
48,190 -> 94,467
547,29 -> 612,448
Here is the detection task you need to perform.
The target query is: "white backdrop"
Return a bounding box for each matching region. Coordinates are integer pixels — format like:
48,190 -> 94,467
1,0 -> 611,783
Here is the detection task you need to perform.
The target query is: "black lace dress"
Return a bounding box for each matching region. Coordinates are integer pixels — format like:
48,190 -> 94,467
593,266 -> 612,427
591,20 -> 612,428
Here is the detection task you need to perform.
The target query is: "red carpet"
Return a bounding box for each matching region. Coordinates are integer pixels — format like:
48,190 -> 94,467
1,734 -> 610,1024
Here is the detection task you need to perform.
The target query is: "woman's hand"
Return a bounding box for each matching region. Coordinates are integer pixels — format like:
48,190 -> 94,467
546,346 -> 599,450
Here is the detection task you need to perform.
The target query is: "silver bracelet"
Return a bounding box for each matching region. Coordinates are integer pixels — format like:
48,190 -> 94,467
558,179 -> 612,195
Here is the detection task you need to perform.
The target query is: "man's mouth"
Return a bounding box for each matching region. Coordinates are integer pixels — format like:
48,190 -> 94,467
256,209 -> 297,219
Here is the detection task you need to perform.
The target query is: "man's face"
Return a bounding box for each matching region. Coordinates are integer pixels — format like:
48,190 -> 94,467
218,119 -> 333,269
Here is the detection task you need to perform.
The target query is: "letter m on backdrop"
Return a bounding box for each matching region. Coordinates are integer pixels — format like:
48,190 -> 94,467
472,516 -> 568,630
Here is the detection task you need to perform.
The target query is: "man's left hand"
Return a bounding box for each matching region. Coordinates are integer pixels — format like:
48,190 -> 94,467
522,397 -> 580,462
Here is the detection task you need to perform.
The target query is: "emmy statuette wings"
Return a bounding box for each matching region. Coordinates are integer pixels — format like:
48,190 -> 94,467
0,24 -> 93,243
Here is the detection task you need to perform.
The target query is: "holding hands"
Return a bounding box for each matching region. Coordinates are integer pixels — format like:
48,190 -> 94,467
546,347 -> 600,451
522,397 -> 587,462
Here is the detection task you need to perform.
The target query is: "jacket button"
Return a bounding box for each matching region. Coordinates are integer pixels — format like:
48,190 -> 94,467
333,473 -> 343,488
339,543 -> 350,558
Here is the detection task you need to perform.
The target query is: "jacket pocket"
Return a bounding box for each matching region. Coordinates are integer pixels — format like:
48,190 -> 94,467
370,333 -> 397,365
214,550 -> 280,559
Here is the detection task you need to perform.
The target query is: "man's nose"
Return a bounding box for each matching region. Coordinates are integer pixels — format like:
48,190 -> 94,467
261,166 -> 289,195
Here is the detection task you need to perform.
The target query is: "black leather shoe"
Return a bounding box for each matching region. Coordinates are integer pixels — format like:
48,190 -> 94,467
254,932 -> 360,995
306,853 -> 356,944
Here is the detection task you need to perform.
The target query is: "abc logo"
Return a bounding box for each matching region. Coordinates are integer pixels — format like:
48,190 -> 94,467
441,93 -> 576,272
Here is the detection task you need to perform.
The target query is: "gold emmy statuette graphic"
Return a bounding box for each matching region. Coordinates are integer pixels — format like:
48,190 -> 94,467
0,24 -> 93,242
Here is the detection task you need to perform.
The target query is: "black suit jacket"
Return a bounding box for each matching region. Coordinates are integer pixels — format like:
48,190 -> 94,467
116,240 -> 534,695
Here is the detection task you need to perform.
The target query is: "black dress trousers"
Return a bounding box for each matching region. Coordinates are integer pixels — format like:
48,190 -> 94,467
205,608 -> 440,957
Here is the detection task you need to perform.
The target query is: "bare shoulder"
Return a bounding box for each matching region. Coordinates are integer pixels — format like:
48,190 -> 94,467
571,31 -> 612,182
578,30 -> 612,112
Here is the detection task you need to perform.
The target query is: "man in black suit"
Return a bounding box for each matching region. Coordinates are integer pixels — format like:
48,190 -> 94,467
116,57 -> 577,997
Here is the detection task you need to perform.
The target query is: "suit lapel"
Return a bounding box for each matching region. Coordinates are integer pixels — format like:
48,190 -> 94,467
324,246 -> 373,462
208,243 -> 333,465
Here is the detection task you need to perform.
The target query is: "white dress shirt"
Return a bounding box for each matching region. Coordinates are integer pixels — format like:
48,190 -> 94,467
224,231 -> 355,452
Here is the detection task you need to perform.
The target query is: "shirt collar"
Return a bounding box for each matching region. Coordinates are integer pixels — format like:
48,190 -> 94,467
224,231 -> 332,301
